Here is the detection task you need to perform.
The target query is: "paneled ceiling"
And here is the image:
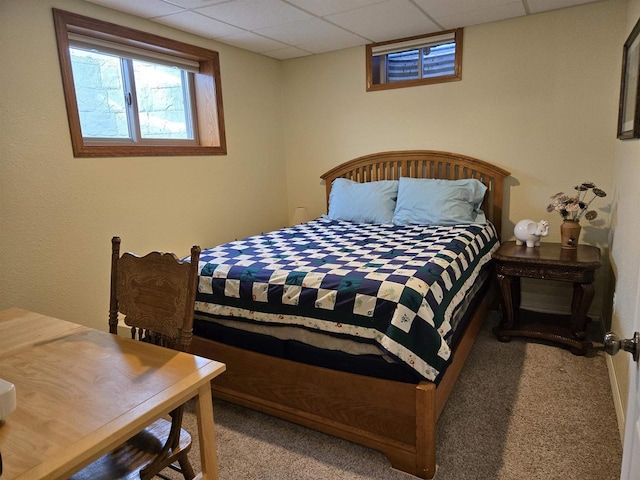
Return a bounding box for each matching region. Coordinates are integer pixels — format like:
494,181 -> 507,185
84,0 -> 604,59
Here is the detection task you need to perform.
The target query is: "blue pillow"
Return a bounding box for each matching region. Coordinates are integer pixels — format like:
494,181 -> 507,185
328,178 -> 398,224
392,177 -> 487,226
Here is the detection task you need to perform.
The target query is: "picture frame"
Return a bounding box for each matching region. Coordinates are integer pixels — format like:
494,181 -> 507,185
618,18 -> 640,140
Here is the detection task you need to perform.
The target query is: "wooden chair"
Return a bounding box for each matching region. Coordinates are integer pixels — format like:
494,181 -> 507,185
71,236 -> 201,480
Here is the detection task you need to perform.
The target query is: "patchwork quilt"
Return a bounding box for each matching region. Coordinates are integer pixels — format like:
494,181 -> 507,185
195,217 -> 499,381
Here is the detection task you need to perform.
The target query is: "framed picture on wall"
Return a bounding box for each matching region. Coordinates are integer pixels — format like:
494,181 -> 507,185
618,18 -> 640,140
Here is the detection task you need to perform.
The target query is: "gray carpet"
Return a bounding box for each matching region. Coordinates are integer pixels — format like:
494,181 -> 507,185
173,312 -> 622,479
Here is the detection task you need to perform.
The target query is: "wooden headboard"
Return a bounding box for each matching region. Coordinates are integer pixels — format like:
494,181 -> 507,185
320,150 -> 510,240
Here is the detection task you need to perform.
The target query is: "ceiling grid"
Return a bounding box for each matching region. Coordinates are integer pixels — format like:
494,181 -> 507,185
85,0 -> 604,59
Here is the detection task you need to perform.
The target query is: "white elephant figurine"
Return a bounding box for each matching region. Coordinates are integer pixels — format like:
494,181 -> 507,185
514,219 -> 549,247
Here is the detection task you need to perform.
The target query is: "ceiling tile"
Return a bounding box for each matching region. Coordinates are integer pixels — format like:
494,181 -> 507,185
325,0 -> 440,42
285,0 -> 387,17
433,2 -> 527,29
217,31 -> 290,52
88,0 -> 184,18
255,18 -> 356,45
413,0 -> 521,19
196,0 -> 312,30
154,10 -> 245,38
367,23 -> 442,42
298,34 -> 369,54
163,0 -> 227,7
527,0 -> 599,14
262,46 -> 313,60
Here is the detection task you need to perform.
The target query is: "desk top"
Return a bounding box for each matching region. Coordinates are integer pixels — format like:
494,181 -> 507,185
0,308 -> 225,480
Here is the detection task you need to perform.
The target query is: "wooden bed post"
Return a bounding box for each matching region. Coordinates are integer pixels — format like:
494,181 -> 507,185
416,382 -> 437,478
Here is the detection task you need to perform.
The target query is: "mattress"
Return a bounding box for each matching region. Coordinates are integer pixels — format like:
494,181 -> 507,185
194,217 -> 499,382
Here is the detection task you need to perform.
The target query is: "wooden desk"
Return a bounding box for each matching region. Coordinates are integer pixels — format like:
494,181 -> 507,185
0,308 -> 226,480
493,242 -> 601,354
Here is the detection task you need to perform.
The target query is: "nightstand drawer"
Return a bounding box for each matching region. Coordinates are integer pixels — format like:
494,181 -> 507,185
495,263 -> 595,283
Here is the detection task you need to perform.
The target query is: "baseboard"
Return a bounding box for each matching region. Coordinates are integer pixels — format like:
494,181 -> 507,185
605,353 -> 626,443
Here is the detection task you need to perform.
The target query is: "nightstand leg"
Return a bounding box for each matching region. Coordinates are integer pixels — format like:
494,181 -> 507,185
571,282 -> 594,340
496,273 -> 519,341
512,276 -> 521,313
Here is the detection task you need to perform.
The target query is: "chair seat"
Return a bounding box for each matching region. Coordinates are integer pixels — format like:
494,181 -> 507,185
70,417 -> 193,480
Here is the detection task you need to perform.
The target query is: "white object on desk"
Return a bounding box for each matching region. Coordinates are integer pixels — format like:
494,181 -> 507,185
0,378 -> 16,421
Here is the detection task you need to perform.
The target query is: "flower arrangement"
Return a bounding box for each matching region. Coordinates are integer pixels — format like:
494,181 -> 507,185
547,182 -> 607,222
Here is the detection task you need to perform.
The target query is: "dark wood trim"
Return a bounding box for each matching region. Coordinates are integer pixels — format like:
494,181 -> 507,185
617,17 -> 640,140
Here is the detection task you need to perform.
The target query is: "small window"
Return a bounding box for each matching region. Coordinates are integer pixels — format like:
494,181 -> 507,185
366,29 -> 462,91
53,9 -> 226,157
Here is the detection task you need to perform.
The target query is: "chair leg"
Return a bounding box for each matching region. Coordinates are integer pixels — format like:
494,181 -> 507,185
141,450 -> 194,480
178,453 -> 196,480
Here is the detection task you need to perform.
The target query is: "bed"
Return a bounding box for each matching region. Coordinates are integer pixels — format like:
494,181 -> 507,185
190,150 -> 510,479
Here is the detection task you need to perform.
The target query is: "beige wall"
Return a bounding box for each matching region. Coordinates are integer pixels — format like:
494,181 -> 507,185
0,0 -> 287,329
610,0 -> 640,428
281,0 -> 625,316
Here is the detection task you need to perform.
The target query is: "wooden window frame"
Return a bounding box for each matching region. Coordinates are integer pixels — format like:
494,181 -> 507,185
366,29 -> 463,92
53,9 -> 226,157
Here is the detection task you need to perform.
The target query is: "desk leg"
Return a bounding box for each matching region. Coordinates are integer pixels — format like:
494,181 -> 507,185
570,282 -> 594,340
195,382 -> 219,480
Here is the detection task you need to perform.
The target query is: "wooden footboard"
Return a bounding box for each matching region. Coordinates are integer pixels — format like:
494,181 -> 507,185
190,287 -> 494,479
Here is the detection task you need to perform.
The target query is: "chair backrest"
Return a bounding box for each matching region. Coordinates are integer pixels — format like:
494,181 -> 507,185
108,236 -> 201,353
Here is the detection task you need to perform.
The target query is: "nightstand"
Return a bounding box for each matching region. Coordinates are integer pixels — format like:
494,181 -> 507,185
493,241 -> 601,354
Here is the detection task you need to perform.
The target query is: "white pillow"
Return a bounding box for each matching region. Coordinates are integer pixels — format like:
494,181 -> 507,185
392,177 -> 487,226
328,178 -> 398,224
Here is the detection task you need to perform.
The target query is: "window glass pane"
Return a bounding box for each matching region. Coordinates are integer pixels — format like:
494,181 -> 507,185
422,43 -> 456,78
132,60 -> 193,140
69,48 -> 129,139
387,50 -> 420,82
